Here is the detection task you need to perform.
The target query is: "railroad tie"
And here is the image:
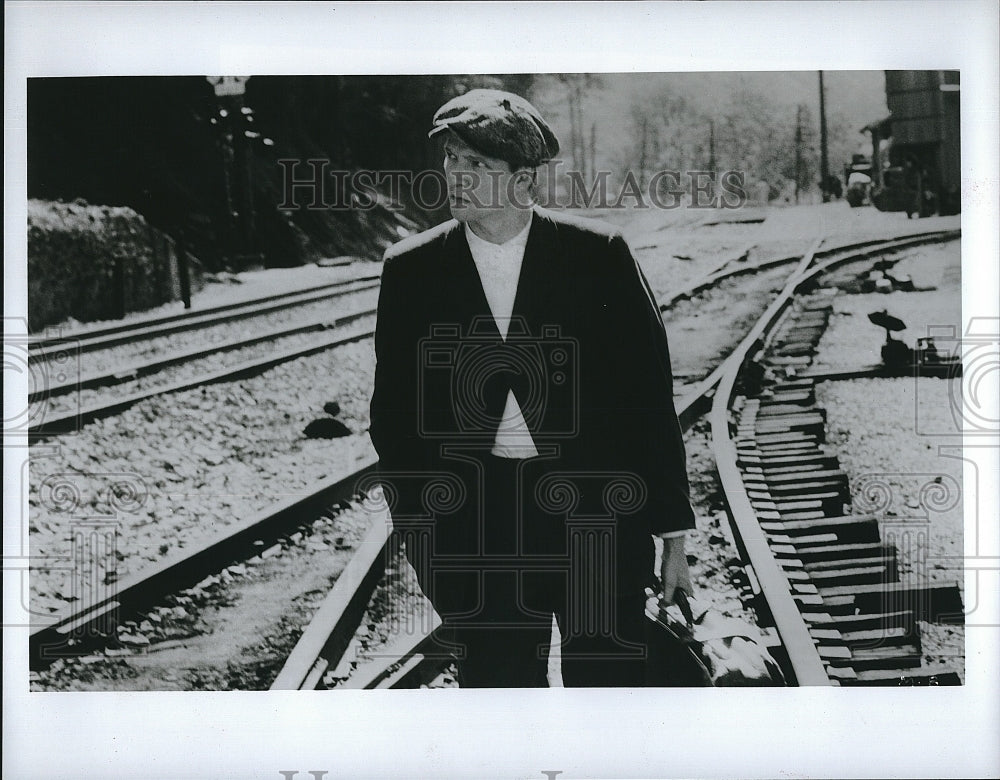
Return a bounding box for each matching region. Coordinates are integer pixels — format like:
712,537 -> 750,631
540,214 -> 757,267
755,466 -> 842,483
755,402 -> 822,416
819,581 -> 964,624
846,670 -> 962,686
738,453 -> 840,470
732,295 -> 965,684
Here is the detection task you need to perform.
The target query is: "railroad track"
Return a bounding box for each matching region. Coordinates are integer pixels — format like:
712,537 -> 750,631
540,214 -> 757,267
28,271 -> 382,438
28,320 -> 376,438
30,306 -> 378,403
270,229 -> 962,690
660,229 -> 955,311
29,229 -> 960,688
29,272 -> 380,360
28,230 -> 952,440
711,261 -> 963,686
28,457 -> 379,668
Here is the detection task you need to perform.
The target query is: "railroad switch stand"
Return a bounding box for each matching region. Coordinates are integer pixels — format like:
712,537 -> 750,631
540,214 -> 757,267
868,309 -> 962,377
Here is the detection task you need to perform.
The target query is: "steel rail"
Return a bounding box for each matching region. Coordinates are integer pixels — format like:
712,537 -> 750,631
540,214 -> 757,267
32,267 -> 374,342
29,275 -> 380,361
32,305 -> 378,402
673,230 -> 957,428
271,229 -> 962,689
708,228 -> 961,685
29,320 -> 376,438
29,457 -> 379,668
709,238 -> 833,685
659,230 -> 952,312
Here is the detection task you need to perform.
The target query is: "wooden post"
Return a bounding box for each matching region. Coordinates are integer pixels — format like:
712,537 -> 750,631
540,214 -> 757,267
177,242 -> 192,310
113,255 -> 126,320
206,76 -> 256,271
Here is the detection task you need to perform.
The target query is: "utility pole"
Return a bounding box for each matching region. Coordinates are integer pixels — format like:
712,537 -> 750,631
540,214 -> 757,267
819,70 -> 830,203
794,105 -> 803,204
708,119 -> 717,203
708,119 -> 716,171
638,115 -> 648,190
589,122 -> 597,183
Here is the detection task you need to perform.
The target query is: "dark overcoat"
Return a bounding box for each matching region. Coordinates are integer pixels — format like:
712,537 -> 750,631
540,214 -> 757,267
369,206 -> 695,614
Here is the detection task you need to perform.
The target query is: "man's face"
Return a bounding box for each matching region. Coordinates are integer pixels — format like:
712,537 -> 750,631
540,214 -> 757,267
442,134 -> 531,226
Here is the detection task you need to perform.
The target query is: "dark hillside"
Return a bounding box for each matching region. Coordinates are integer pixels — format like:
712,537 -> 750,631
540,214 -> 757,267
28,74 -> 536,270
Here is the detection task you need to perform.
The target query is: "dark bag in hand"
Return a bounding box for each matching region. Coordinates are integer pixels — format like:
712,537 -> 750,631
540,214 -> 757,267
644,588 -> 786,687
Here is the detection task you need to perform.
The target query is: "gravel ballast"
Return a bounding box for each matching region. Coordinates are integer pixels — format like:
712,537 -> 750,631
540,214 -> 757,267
29,337 -> 379,617
39,315 -> 376,418
818,377 -> 965,682
33,286 -> 379,384
25,203 -> 964,688
811,236 -> 964,680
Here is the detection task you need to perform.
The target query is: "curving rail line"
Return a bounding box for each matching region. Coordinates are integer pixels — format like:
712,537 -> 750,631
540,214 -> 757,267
29,229 -> 961,688
271,228 -> 962,690
710,241 -> 963,685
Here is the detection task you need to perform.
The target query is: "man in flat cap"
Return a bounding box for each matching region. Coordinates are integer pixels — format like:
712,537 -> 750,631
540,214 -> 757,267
370,88 -> 694,687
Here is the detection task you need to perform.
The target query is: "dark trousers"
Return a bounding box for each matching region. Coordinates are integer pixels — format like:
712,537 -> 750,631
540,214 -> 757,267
402,452 -> 651,688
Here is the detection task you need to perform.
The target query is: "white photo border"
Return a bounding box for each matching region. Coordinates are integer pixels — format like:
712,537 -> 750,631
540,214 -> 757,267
5,2 -> 998,779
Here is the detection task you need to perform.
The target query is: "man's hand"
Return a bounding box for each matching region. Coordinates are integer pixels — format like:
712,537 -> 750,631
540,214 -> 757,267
659,533 -> 693,605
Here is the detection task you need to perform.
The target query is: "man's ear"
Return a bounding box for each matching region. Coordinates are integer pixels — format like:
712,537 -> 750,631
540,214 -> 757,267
512,167 -> 537,197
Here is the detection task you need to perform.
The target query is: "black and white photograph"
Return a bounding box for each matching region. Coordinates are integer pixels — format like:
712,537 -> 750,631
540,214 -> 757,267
5,3 -> 999,779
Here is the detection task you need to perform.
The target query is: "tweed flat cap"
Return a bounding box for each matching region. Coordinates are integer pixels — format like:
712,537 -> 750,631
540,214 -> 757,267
429,88 -> 560,168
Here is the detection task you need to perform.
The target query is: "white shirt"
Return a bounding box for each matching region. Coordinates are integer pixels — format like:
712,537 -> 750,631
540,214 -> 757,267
464,216 -> 686,540
464,217 -> 539,459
